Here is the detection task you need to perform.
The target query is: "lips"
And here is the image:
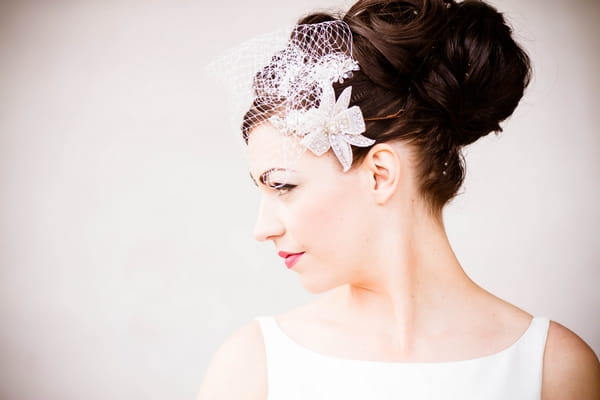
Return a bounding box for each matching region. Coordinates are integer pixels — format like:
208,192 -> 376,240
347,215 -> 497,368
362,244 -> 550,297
278,251 -> 304,269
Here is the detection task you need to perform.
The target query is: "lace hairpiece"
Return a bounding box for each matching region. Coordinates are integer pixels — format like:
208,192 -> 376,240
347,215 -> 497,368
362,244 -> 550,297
208,21 -> 375,173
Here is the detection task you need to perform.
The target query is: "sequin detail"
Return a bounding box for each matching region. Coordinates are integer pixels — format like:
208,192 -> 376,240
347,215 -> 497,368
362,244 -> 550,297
269,84 -> 374,171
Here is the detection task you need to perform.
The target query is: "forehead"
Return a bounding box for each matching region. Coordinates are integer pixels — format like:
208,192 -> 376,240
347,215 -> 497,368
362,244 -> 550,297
247,123 -> 307,173
246,122 -> 358,184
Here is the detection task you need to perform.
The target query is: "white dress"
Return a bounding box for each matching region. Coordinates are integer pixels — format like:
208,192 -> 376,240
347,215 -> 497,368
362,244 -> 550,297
254,315 -> 549,400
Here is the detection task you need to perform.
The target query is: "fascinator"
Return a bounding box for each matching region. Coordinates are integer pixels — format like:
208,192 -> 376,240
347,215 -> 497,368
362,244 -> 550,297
208,21 -> 374,178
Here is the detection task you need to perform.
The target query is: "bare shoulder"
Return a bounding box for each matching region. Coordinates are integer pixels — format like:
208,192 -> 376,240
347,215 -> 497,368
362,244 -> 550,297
196,320 -> 267,400
542,321 -> 600,399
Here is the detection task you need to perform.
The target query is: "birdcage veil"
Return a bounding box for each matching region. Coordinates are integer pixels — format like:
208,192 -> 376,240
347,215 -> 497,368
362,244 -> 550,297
207,20 -> 374,184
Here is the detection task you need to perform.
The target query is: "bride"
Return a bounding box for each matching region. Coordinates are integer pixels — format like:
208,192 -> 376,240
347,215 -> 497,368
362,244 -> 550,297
198,0 -> 600,398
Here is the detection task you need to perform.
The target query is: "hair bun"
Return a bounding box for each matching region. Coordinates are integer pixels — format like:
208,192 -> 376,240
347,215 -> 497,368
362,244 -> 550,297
340,0 -> 530,147
285,0 -> 532,209
343,0 -> 450,90
416,0 -> 531,146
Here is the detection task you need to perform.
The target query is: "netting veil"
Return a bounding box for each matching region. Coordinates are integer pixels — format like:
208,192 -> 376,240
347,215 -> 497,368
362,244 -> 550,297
208,20 -> 375,179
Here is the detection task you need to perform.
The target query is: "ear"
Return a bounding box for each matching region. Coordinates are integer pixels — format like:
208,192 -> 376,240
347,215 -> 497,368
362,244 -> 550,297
361,143 -> 401,204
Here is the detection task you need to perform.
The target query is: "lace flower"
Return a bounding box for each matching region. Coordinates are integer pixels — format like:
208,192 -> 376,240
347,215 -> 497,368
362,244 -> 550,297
270,83 -> 374,172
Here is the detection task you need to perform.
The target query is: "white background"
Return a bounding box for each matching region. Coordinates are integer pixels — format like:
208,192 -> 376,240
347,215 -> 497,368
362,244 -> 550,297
0,0 -> 598,399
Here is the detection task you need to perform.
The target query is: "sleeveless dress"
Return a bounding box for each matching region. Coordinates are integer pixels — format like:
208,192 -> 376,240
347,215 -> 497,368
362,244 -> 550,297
254,315 -> 550,400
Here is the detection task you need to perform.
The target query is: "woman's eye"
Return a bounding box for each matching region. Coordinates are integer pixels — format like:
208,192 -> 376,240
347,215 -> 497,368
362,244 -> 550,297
269,183 -> 296,196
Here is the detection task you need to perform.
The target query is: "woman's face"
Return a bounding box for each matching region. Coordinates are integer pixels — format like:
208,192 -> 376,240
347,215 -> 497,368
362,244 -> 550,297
247,123 -> 376,294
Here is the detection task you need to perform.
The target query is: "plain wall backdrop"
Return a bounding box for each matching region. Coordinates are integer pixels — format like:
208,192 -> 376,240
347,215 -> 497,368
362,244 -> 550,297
0,0 -> 598,399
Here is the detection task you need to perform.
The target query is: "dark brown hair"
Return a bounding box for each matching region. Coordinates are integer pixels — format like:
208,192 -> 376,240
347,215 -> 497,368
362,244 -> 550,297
244,0 -> 531,213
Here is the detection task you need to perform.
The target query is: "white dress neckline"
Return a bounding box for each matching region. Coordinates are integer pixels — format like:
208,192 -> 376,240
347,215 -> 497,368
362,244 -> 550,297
263,315 -> 546,367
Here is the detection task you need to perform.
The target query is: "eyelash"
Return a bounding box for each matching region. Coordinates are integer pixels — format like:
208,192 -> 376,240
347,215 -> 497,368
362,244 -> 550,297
268,182 -> 297,196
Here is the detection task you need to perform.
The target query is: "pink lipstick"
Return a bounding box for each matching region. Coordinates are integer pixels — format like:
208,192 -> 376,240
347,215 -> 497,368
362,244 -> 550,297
278,251 -> 304,269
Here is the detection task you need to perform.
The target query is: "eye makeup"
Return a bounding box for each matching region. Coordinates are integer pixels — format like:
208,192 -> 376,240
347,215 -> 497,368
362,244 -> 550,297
249,168 -> 298,195
260,168 -> 292,185
249,168 -> 296,185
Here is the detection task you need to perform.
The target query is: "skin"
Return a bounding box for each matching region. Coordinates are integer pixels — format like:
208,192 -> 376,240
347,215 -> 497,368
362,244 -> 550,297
197,123 -> 600,400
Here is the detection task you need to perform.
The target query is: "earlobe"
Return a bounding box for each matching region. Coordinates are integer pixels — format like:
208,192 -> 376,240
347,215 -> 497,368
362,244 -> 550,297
364,144 -> 401,204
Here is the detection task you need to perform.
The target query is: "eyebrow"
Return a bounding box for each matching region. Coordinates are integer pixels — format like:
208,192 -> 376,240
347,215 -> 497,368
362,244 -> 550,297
249,168 -> 295,186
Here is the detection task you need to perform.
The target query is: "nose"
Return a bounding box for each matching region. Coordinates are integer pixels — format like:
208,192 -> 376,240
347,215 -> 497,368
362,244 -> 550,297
253,196 -> 285,242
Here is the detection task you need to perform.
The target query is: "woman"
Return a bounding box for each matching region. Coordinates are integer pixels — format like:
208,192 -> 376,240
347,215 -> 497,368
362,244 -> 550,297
198,0 -> 600,398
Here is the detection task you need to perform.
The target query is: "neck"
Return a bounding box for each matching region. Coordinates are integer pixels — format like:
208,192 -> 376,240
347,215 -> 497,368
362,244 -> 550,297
327,202 -> 480,350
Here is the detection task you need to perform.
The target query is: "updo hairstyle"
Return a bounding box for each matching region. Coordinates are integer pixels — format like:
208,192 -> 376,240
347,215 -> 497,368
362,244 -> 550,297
244,0 -> 531,213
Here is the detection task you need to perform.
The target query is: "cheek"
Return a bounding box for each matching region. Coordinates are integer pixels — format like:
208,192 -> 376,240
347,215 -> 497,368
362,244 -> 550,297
293,181 -> 371,253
